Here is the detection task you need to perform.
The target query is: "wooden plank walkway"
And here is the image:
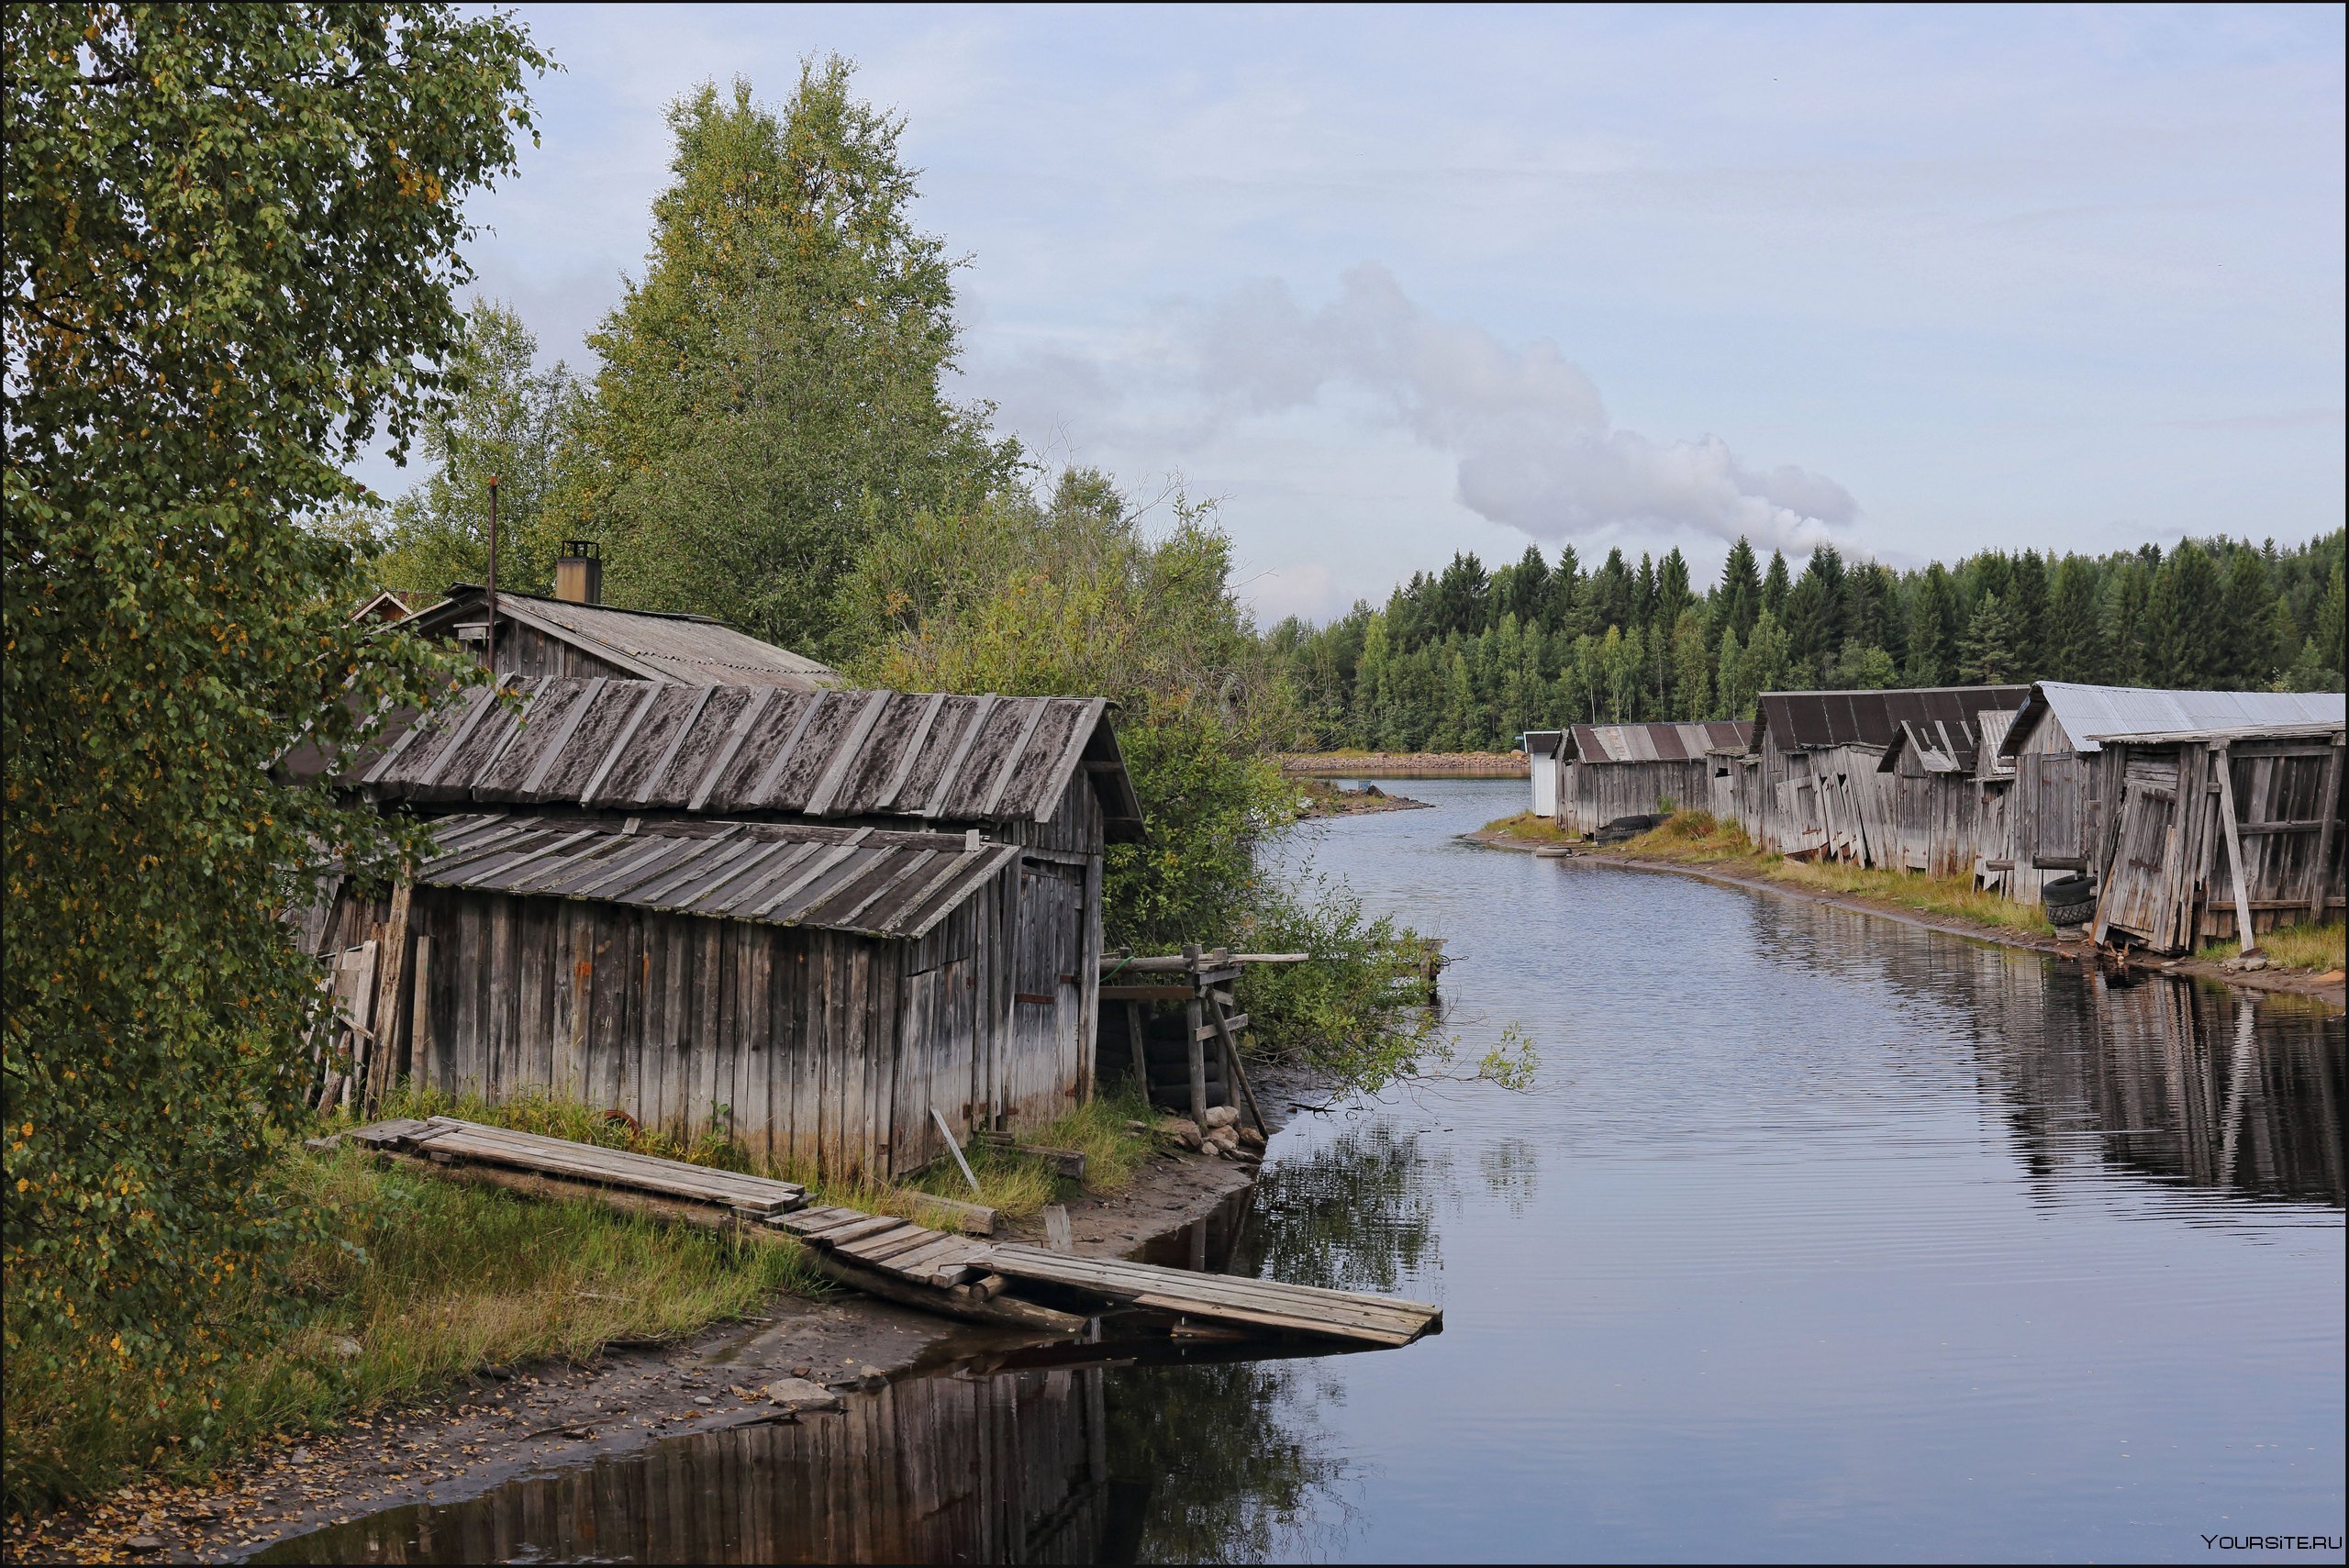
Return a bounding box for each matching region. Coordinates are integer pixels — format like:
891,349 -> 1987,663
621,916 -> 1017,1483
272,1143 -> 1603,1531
343,1118 -> 1441,1349
348,1117 -> 806,1215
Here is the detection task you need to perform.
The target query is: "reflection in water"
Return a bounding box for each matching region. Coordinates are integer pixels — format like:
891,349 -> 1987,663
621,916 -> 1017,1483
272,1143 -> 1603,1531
261,1369 -> 1131,1566
1745,897 -> 2344,1207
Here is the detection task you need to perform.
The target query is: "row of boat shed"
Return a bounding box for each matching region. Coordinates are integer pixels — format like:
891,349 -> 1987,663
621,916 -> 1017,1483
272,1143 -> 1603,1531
293,569 -> 1148,1180
1527,680 -> 2346,955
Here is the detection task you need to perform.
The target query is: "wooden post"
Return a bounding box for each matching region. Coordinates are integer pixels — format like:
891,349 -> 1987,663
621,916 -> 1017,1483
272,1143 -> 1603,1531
1124,1002 -> 1149,1099
408,934 -> 435,1094
1182,943 -> 1207,1123
2212,743 -> 2260,954
364,880 -> 414,1114
1206,994 -> 1267,1137
2310,739 -> 2343,924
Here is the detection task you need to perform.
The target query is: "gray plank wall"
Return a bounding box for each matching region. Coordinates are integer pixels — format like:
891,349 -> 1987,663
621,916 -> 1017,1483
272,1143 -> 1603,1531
341,856 -> 1087,1180
1558,759 -> 1715,835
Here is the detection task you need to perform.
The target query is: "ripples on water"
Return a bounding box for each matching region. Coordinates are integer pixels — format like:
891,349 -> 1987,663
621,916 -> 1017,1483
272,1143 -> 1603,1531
268,780 -> 2344,1565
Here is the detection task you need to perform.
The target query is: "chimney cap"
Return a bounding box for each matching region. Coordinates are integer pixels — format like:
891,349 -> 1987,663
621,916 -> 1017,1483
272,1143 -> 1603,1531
559,539 -> 601,560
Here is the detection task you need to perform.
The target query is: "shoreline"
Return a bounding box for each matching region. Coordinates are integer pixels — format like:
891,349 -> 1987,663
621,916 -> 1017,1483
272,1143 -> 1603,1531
1281,751 -> 1528,779
6,1133 -> 1275,1564
1465,827 -> 2347,1011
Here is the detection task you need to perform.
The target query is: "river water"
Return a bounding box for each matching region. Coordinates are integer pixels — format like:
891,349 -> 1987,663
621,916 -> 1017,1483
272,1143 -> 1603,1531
269,779 -> 2344,1564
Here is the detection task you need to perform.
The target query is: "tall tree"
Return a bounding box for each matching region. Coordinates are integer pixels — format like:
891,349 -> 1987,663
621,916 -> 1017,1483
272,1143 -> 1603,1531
1716,536 -> 1763,643
2007,550 -> 2049,679
1760,549 -> 1792,618
1959,593 -> 2022,685
2143,540 -> 2225,686
2044,554 -> 2106,683
555,62 -> 1019,656
2215,548 -> 2279,689
1904,563 -> 1962,685
4,2 -> 543,1494
372,301 -> 581,595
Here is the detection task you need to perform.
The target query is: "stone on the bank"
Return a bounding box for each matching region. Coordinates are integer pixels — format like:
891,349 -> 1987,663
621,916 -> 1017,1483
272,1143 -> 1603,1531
1202,1106 -> 1239,1130
328,1335 -> 362,1361
765,1377 -> 843,1413
124,1536 -> 165,1555
1159,1117 -> 1203,1150
1236,1126 -> 1266,1151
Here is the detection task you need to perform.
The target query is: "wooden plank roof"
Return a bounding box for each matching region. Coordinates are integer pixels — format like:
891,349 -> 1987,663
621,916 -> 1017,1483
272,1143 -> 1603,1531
1565,720 -> 1752,763
317,677 -> 1146,840
405,587 -> 841,689
416,814 -> 1019,940
1752,686 -> 2031,753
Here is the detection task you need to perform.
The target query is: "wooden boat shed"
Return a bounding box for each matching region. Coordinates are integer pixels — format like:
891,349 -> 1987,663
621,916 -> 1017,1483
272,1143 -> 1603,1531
1736,685 -> 2029,863
297,676 -> 1147,1178
1553,721 -> 1752,836
1989,682 -> 2345,951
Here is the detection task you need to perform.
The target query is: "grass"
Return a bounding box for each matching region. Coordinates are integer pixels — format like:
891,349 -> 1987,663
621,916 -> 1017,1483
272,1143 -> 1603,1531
6,1136 -> 811,1508
1586,810 -> 2055,940
2196,920 -> 2346,973
8,1084 -> 1161,1514
1478,811 -> 1573,846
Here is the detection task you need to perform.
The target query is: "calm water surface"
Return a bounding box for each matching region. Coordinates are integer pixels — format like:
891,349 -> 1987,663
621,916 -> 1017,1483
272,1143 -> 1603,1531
272,779 -> 2344,1563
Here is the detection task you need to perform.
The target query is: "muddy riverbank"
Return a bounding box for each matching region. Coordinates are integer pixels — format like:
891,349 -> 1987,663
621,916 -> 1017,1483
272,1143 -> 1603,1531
3,1135 -> 1276,1566
1465,826 -> 2347,1011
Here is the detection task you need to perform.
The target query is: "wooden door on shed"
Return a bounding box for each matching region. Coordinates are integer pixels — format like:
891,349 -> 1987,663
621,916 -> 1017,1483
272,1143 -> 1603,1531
2028,753 -> 2091,870
892,956 -> 975,1176
2097,764 -> 2182,948
1005,860 -> 1084,1125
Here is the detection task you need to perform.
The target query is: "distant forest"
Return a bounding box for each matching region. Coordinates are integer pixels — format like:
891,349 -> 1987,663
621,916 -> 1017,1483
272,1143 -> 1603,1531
1267,531 -> 2347,754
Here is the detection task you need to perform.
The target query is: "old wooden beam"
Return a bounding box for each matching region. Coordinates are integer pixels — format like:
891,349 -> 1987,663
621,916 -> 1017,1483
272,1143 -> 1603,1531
1205,994 -> 1267,1138
2310,740 -> 2343,924
1124,1000 -> 1149,1095
2211,743 -> 2260,953
1183,943 -> 1208,1123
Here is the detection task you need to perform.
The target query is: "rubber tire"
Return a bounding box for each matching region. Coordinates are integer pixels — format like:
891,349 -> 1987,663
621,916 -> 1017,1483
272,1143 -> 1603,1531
2043,873 -> 2097,905
2046,897 -> 2098,927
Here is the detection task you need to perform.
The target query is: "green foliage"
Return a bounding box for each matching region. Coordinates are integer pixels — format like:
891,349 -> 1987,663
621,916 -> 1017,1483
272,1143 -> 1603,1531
367,300 -> 584,597
842,469 -> 1297,949
1958,592 -> 2021,685
551,61 -> 1019,656
3,2 -> 543,1507
6,1141 -> 802,1507
1271,528 -> 2343,742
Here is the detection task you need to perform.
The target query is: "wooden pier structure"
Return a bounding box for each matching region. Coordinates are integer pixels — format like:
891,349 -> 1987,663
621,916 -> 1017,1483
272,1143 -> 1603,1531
345,1116 -> 1441,1351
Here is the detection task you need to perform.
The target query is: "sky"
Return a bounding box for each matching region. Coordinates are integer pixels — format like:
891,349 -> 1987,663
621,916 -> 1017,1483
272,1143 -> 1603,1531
362,3 -> 2347,623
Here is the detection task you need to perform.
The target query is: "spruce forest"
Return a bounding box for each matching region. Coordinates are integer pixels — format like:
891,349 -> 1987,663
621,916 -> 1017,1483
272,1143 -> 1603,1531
1269,533 -> 2348,752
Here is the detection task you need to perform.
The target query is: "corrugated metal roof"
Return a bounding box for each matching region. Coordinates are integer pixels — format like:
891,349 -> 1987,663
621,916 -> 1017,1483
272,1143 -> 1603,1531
1565,720 -> 1752,763
1974,709 -> 2017,780
2000,682 -> 2347,757
318,677 -> 1146,840
417,814 -> 1016,940
1753,686 -> 2031,753
408,587 -> 840,688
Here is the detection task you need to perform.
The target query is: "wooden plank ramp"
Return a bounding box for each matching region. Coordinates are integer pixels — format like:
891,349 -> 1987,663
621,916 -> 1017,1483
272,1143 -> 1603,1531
341,1118 -> 1441,1349
347,1116 -> 806,1215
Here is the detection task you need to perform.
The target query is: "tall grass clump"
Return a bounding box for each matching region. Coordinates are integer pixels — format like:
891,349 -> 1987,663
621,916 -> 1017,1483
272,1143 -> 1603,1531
2198,921 -> 2346,973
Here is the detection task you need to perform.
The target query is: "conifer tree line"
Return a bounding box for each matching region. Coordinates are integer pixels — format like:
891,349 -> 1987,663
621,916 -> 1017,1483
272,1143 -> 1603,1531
1268,531 -> 2347,753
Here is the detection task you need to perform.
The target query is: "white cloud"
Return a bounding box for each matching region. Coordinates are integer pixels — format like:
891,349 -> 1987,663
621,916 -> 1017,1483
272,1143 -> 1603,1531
1165,265 -> 1854,553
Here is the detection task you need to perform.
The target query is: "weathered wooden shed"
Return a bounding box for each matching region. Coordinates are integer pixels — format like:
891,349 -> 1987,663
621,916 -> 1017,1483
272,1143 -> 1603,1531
300,676 -> 1147,1177
402,583 -> 840,689
1989,682 -> 2345,950
1553,721 -> 1752,835
1741,686 -> 2029,863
